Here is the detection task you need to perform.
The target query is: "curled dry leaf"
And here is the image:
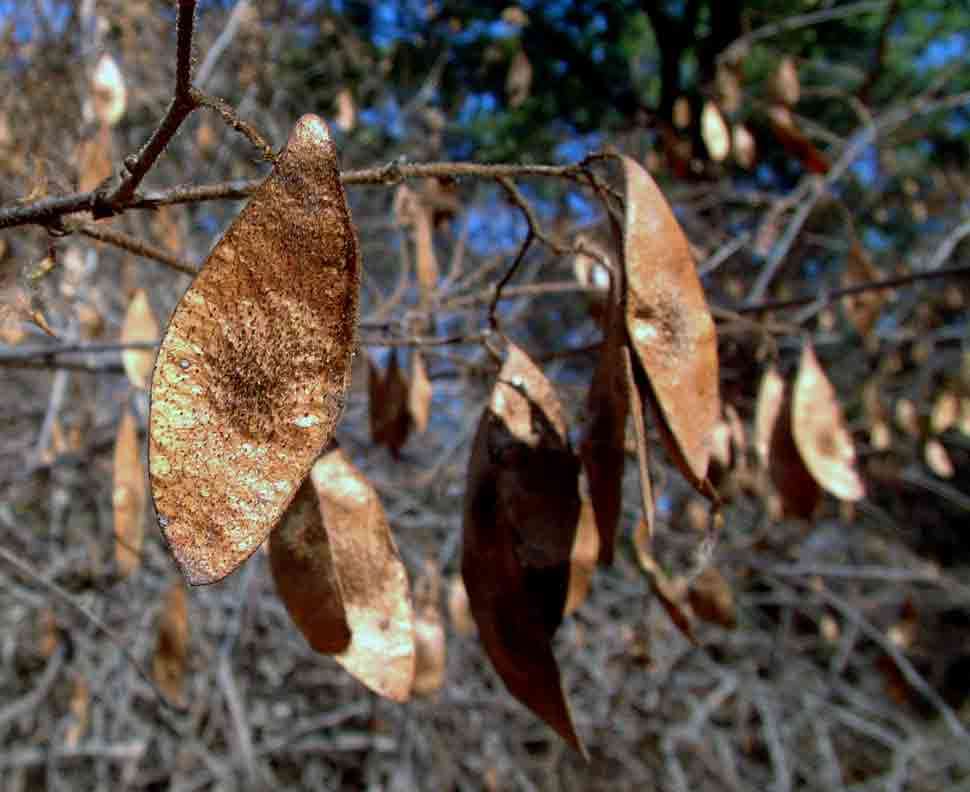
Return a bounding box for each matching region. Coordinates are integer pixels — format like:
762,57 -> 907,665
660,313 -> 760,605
408,349 -> 432,435
153,581 -> 189,707
447,574 -> 475,636
412,561 -> 446,696
757,365 -> 820,519
270,474 -> 351,655
564,498 -> 600,616
121,289 -> 159,390
91,53 -> 126,126
792,344 -> 865,501
113,407 -> 145,578
462,343 -> 584,753
621,156 -> 720,488
310,448 -> 415,701
701,101 -> 730,162
149,116 -> 360,585
688,566 -> 736,629
579,274 -> 628,564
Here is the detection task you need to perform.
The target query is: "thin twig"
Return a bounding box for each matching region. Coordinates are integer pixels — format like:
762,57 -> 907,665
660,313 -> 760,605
104,0 -> 200,212
72,221 -> 198,275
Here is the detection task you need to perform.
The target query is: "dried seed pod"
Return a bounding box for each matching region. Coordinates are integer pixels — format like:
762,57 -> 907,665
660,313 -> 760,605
121,289 -> 158,390
579,271 -> 628,564
701,101 -> 730,162
408,349 -> 432,435
113,407 -> 145,577
732,124 -> 756,169
412,561 -> 446,696
757,366 -> 821,519
91,53 -> 126,126
149,116 -> 360,585
153,581 -> 189,707
270,474 -> 351,655
621,156 -> 720,488
792,344 -> 865,501
447,574 -> 475,637
564,498 -> 600,616
311,449 -> 415,701
462,343 -> 584,754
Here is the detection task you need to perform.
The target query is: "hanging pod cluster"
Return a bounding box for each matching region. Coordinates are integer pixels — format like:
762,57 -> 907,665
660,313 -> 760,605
460,156 -> 722,752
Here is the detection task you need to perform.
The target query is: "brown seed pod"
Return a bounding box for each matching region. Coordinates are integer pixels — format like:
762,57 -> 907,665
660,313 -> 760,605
153,581 -> 189,708
564,498 -> 600,616
149,115 -> 360,585
270,473 -> 351,655
113,407 -> 145,578
121,289 -> 159,390
621,156 -> 720,488
579,272 -> 628,565
411,561 -> 446,696
408,349 -> 432,435
462,343 -> 585,754
792,344 -> 865,501
311,449 -> 415,701
757,365 -> 821,519
701,101 -> 730,162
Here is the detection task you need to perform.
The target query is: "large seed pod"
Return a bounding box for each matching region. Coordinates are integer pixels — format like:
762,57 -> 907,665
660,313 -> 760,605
462,343 -> 585,754
149,116 -> 360,585
621,156 -> 720,488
